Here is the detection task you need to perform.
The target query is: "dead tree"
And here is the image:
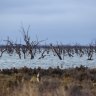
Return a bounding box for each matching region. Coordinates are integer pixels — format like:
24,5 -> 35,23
0,47 -> 6,57
15,44 -> 21,59
38,49 -> 46,59
66,48 -> 74,57
21,45 -> 28,59
21,26 -> 40,59
4,37 -> 14,56
50,44 -> 62,60
87,46 -> 94,60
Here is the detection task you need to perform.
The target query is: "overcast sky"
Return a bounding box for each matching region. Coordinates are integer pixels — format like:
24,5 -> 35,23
0,0 -> 96,45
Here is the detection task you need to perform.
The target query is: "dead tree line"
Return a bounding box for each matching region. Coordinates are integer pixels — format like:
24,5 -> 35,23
0,42 -> 96,61
0,26 -> 96,60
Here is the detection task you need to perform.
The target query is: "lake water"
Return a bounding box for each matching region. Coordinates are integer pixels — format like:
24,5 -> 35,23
0,52 -> 96,69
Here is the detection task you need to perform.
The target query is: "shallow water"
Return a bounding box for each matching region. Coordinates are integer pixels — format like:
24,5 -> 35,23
0,52 -> 96,69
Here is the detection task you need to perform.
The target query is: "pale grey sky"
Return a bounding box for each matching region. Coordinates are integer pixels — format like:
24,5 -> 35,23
0,0 -> 96,44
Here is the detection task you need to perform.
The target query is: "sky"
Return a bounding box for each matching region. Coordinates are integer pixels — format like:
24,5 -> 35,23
0,0 -> 96,45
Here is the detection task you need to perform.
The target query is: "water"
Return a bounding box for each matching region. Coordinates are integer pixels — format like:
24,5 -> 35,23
0,52 -> 96,69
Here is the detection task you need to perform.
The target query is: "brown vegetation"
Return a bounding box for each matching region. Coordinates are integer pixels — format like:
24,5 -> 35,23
0,66 -> 96,96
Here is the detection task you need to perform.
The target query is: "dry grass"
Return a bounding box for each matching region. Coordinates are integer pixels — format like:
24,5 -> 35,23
0,66 -> 96,96
10,78 -> 94,96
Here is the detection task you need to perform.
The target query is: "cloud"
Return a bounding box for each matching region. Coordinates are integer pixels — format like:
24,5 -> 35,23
0,0 -> 96,44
